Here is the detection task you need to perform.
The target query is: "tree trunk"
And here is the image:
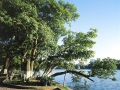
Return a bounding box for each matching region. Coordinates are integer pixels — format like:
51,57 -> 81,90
30,60 -> 34,77
32,59 -> 47,77
51,70 -> 94,82
42,60 -> 55,77
30,38 -> 38,77
42,64 -> 52,77
46,65 -> 58,76
21,52 -> 27,77
42,67 -> 51,77
42,65 -> 58,77
26,58 -> 31,79
3,58 -> 10,74
21,57 -> 25,77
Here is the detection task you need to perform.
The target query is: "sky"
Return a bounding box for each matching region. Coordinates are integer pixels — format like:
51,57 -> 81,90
59,0 -> 120,59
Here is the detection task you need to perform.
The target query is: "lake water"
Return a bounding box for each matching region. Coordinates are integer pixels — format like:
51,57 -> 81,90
51,69 -> 120,90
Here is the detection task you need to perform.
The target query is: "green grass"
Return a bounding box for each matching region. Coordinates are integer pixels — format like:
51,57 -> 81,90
52,82 -> 70,90
57,84 -> 69,90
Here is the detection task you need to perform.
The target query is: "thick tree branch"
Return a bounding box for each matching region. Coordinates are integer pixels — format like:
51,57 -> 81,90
51,70 -> 94,82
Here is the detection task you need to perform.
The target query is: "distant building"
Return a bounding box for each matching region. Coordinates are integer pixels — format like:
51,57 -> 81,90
90,59 -> 95,63
96,58 -> 101,61
89,58 -> 101,63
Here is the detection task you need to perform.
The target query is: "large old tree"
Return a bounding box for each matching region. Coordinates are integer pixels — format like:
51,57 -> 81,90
0,0 -> 97,79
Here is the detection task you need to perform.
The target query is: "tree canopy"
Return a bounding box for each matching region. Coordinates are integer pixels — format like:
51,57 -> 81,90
92,57 -> 117,79
0,0 -> 99,81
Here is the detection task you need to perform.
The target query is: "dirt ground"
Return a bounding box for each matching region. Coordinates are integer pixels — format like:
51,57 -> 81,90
0,76 -> 71,90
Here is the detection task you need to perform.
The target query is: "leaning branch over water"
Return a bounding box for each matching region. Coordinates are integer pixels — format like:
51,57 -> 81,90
51,70 -> 94,82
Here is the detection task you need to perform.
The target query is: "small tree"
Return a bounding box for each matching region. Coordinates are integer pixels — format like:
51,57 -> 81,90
92,57 -> 117,79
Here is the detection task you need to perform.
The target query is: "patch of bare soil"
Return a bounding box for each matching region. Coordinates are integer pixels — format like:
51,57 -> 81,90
35,86 -> 60,90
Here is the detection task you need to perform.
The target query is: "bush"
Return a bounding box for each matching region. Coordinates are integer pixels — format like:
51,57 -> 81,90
112,76 -> 117,81
40,76 -> 54,86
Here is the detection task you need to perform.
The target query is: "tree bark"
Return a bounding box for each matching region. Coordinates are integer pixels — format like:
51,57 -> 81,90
46,65 -> 58,76
21,57 -> 25,77
21,52 -> 27,77
32,59 -> 47,77
30,38 -> 38,77
30,60 -> 34,77
42,61 -> 53,77
26,58 -> 31,78
3,57 -> 9,74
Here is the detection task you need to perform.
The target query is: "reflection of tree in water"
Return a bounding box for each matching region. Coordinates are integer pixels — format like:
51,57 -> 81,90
67,82 -> 90,90
67,77 -> 91,90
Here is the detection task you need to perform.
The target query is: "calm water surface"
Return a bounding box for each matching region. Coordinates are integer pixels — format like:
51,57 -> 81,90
51,69 -> 120,90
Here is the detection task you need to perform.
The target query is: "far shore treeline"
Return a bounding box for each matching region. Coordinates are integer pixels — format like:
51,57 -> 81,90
74,60 -> 120,69
56,58 -> 120,70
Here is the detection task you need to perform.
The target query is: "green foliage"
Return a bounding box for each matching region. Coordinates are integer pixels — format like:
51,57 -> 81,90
9,57 -> 21,70
41,76 -> 54,86
59,62 -> 75,70
62,28 -> 97,61
92,57 -> 117,79
0,0 -> 98,79
112,76 -> 117,81
71,70 -> 86,82
13,77 -> 21,81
